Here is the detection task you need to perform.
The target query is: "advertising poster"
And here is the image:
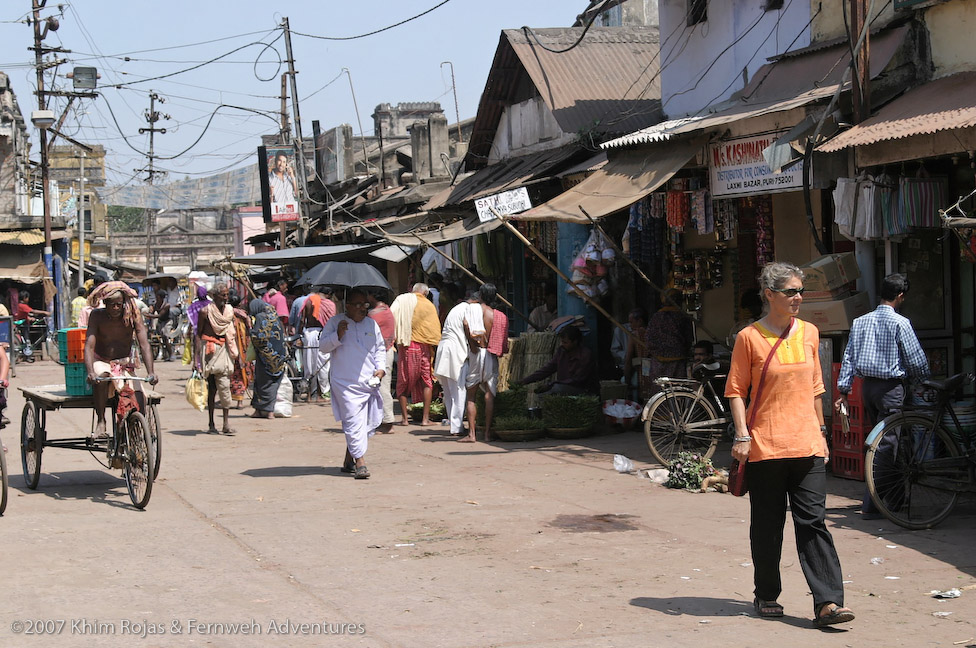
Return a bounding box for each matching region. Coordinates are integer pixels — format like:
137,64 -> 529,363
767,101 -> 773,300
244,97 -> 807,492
259,145 -> 300,223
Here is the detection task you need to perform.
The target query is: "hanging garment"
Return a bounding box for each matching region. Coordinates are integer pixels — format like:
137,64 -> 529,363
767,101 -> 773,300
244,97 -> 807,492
853,175 -> 884,240
876,173 -> 905,237
832,178 -> 858,240
899,173 -> 948,228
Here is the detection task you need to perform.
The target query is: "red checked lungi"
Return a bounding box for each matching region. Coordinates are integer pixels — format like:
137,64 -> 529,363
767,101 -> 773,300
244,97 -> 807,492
396,341 -> 432,402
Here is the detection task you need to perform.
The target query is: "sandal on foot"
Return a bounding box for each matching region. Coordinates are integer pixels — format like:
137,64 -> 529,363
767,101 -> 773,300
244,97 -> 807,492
754,598 -> 784,618
341,458 -> 355,473
354,465 -> 370,480
814,603 -> 854,627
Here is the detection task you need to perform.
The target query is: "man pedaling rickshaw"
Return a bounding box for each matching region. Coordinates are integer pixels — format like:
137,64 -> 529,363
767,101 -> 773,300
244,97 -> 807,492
84,282 -> 158,439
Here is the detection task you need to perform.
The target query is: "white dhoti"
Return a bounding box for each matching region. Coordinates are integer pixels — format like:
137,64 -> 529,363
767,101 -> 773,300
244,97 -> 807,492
434,302 -> 481,435
330,381 -> 382,458
465,349 -> 498,395
301,328 -> 330,396
380,346 -> 395,424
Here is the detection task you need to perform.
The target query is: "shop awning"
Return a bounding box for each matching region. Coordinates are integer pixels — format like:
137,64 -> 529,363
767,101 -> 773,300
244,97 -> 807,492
0,229 -> 69,245
231,243 -> 382,266
424,146 -> 587,211
602,25 -> 909,149
381,216 -> 504,247
817,71 -> 976,153
513,136 -> 705,223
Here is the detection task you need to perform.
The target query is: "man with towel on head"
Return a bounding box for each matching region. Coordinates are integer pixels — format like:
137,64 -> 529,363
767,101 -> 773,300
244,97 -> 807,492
390,283 -> 441,427
85,281 -> 158,439
195,282 -> 240,435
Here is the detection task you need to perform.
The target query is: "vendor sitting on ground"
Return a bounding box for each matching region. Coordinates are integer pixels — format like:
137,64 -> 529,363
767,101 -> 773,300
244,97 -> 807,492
84,281 -> 157,439
516,326 -> 595,395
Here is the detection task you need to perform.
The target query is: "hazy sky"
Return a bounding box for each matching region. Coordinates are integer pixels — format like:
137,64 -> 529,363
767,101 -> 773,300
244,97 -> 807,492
0,1 -> 581,187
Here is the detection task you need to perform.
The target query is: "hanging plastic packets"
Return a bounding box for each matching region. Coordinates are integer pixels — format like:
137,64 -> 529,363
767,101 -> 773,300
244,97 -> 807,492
691,189 -> 713,235
713,198 -> 737,241
666,190 -> 690,230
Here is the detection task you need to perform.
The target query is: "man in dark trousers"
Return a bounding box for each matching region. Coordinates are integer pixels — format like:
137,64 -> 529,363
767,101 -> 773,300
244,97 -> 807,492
834,273 -> 929,518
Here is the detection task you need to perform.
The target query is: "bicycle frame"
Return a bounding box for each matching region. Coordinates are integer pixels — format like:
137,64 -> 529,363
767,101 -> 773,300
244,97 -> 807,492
640,376 -> 729,427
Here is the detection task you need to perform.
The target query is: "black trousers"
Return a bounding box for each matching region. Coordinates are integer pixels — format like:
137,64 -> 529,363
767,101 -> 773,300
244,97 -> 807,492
861,378 -> 907,514
748,457 -> 844,613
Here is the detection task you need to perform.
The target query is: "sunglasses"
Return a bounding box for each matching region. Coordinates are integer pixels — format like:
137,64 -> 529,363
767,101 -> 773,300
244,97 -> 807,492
770,287 -> 805,297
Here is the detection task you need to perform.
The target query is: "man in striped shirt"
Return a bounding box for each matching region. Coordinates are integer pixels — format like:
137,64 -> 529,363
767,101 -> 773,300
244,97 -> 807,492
835,273 -> 929,517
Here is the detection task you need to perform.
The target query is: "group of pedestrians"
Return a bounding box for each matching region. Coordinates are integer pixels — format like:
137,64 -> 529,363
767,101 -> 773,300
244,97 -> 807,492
726,260 -> 928,629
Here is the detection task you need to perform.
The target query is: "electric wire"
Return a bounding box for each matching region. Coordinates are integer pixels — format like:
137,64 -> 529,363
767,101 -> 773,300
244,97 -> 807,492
520,0 -> 612,54
291,0 -> 453,41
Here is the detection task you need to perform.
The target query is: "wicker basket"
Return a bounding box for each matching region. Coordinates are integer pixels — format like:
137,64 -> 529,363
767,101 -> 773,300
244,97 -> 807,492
493,428 -> 546,442
546,426 -> 593,439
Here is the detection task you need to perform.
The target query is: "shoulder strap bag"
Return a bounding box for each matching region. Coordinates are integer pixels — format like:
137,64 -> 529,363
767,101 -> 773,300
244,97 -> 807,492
729,318 -> 794,497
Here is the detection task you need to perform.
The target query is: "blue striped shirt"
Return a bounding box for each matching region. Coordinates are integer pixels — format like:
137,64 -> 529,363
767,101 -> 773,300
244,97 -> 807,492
837,304 -> 929,394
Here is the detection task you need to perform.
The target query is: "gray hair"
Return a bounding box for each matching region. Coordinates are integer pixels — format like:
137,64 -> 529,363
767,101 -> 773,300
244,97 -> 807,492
758,262 -> 803,304
412,283 -> 429,296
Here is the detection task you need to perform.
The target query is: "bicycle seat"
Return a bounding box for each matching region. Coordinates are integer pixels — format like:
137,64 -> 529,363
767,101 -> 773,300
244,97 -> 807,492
921,373 -> 973,394
691,360 -> 726,381
284,334 -> 300,344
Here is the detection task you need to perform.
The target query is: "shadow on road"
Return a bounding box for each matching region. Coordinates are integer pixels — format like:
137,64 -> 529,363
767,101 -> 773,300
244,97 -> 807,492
629,596 -> 819,629
240,466 -> 333,478
8,469 -> 141,510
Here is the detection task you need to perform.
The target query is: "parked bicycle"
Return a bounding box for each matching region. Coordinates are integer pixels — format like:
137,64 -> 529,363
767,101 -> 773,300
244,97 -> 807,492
283,334 -> 309,402
865,372 -> 976,529
0,385 -> 8,515
12,316 -> 59,364
640,362 -> 733,465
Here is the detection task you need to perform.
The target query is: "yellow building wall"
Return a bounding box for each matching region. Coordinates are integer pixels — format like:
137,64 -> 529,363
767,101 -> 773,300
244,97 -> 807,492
810,0 -> 896,42
927,0 -> 976,75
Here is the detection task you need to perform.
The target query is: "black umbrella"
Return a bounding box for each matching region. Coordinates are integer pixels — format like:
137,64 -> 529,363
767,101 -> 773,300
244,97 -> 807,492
294,261 -> 391,290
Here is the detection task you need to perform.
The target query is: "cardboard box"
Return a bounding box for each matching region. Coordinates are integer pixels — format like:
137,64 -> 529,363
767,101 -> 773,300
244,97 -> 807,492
800,253 -> 860,292
798,291 -> 871,332
802,281 -> 856,302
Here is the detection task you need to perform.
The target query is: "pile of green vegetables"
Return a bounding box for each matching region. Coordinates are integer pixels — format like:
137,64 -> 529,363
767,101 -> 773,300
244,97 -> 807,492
540,394 -> 600,429
407,399 -> 446,420
664,451 -> 716,491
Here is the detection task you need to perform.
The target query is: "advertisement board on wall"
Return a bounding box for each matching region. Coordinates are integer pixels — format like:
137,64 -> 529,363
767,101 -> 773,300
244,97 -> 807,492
258,145 -> 301,223
708,132 -> 805,198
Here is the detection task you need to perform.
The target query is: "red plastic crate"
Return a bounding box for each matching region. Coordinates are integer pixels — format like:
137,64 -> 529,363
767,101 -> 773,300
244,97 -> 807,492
831,449 -> 864,481
831,420 -> 869,452
832,362 -> 862,403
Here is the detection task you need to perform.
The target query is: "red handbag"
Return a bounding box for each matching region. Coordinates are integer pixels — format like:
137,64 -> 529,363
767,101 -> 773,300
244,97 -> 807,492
729,318 -> 793,497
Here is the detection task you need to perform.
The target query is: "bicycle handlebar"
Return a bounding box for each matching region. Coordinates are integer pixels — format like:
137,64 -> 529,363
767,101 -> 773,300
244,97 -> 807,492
92,375 -> 155,383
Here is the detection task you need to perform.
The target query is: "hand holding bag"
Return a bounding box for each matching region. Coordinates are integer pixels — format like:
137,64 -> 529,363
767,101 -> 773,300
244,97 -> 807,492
185,369 -> 207,412
729,318 -> 793,497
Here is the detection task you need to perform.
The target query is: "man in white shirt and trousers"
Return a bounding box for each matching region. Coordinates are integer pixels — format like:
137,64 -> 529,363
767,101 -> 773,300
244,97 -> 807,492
433,294 -> 485,438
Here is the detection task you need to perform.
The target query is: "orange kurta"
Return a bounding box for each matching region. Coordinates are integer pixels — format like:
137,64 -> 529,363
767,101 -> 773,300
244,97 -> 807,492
725,319 -> 825,462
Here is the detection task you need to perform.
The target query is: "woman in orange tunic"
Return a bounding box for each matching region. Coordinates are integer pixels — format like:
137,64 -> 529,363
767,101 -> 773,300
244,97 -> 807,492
725,262 -> 854,628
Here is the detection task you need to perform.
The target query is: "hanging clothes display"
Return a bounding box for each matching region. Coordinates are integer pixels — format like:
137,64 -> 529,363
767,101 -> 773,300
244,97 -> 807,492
832,177 -> 858,240
666,190 -> 690,230
690,189 -> 714,235
876,172 -> 906,237
853,174 -> 884,241
899,172 -> 948,229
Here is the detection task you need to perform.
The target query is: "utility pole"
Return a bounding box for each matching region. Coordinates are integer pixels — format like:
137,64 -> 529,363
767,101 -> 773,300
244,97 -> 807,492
139,91 -> 167,276
279,73 -> 291,250
850,0 -> 870,125
281,17 -> 310,246
441,61 -> 463,143
76,150 -> 85,291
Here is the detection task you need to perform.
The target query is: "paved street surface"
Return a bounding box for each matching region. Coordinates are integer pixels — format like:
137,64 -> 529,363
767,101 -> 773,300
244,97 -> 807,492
0,359 -> 974,647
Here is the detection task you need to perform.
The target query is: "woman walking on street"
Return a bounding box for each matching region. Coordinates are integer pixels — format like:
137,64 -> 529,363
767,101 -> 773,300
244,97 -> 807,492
725,261 -> 854,628
229,291 -> 253,409
248,299 -> 287,419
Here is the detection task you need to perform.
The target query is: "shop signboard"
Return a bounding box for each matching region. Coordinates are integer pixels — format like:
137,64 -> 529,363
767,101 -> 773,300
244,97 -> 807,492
475,187 -> 532,223
709,132 -> 805,198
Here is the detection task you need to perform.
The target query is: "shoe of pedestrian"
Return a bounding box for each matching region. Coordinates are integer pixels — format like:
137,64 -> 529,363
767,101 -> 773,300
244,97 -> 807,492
354,465 -> 370,479
814,603 -> 855,628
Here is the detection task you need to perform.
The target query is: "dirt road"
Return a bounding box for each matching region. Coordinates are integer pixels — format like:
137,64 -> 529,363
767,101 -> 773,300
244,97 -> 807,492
0,359 -> 973,647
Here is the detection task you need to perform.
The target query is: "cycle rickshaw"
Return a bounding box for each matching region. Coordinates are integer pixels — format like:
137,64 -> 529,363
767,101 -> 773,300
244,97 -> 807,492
19,376 -> 163,509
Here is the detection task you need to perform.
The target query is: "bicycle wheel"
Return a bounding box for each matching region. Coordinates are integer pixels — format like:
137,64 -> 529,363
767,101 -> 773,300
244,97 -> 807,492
122,411 -> 153,509
146,403 -> 162,479
865,413 -> 965,530
0,432 -> 8,515
20,401 -> 42,489
644,391 -> 721,466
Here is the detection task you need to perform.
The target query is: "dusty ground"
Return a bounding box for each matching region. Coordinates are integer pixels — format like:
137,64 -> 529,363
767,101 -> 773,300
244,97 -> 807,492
0,358 -> 974,647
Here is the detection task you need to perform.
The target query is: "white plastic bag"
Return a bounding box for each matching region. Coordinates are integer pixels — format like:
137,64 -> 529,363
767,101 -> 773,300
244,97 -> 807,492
613,454 -> 635,473
274,378 -> 293,418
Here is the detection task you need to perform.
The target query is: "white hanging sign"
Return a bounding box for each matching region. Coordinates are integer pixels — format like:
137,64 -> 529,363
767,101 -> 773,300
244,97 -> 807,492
475,187 -> 532,222
709,132 -> 805,197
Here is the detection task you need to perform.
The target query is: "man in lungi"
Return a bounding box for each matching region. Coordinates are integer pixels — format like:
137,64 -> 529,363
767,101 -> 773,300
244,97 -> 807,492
85,281 -> 158,439
434,292 -> 485,439
390,283 -> 441,427
195,282 -> 240,436
320,289 -> 386,479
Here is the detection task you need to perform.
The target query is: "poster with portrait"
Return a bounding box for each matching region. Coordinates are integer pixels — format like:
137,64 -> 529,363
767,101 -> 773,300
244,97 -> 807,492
258,145 -> 300,223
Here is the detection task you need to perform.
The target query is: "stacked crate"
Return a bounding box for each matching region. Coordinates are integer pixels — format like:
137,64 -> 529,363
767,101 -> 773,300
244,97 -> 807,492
58,328 -> 91,396
831,362 -> 866,480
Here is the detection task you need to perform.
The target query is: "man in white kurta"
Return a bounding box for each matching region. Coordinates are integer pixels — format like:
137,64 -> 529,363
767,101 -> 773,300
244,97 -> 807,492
433,298 -> 484,437
319,290 -> 385,479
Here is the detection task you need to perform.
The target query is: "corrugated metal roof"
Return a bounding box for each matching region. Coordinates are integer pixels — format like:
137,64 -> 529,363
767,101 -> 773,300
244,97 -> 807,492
0,229 -> 69,245
466,26 -> 661,169
603,25 -> 909,149
818,71 -> 976,152
424,145 -> 588,211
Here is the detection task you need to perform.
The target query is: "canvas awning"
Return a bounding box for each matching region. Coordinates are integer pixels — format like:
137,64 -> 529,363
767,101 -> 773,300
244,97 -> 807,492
514,137 -> 705,223
381,215 -> 504,247
817,71 -> 976,153
231,243 -> 382,266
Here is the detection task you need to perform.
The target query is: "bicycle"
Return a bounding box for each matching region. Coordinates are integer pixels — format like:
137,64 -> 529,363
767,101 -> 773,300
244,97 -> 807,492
865,372 -> 976,529
283,334 -> 309,402
90,376 -> 156,508
12,316 -> 59,364
640,362 -> 733,465
0,386 -> 8,515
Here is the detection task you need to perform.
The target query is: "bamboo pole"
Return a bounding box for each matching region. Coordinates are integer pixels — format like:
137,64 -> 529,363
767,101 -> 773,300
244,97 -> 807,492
495,211 -> 643,351
577,206 -> 724,344
412,234 -> 532,326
